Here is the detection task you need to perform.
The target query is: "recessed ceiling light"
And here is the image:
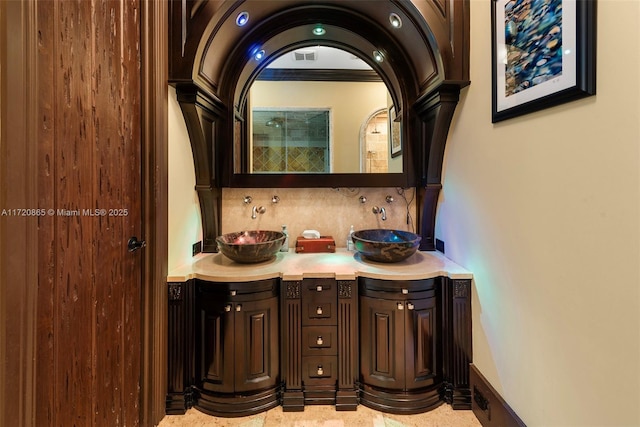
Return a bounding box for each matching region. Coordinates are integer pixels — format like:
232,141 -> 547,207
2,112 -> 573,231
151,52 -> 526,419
236,11 -> 249,27
312,25 -> 326,36
373,50 -> 384,63
389,13 -> 402,29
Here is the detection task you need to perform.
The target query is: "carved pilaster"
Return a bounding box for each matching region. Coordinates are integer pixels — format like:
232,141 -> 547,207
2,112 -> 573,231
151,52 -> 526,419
166,280 -> 194,414
337,280 -> 358,411
442,278 -> 472,409
281,281 -> 303,411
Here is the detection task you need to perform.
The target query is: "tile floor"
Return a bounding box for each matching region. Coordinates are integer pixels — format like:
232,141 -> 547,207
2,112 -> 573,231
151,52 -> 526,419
158,404 -> 482,427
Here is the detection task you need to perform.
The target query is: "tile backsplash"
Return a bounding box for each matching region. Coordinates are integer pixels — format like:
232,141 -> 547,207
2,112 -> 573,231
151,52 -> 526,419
222,187 -> 418,247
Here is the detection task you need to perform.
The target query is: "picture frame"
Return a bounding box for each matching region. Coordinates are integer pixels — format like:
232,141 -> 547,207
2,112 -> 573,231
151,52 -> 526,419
491,0 -> 596,123
388,105 -> 402,158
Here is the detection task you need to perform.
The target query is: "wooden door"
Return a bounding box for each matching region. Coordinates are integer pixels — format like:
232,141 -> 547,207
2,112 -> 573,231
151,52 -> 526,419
235,296 -> 280,393
35,1 -> 143,425
359,296 -> 405,390
405,298 -> 439,390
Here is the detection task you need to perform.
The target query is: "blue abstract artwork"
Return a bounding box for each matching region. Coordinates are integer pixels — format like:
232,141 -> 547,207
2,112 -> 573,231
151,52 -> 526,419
504,0 -> 563,96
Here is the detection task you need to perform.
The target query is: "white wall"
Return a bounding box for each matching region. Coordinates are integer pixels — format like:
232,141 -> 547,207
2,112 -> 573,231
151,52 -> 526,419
168,86 -> 202,272
437,1 -> 640,425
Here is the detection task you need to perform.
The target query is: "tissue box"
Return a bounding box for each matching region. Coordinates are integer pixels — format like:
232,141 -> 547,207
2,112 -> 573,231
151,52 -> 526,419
295,236 -> 336,253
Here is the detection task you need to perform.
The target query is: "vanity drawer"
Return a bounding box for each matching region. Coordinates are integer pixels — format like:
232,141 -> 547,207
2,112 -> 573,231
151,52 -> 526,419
301,279 -> 336,302
358,277 -> 437,300
302,301 -> 336,325
302,326 -> 337,356
302,356 -> 337,386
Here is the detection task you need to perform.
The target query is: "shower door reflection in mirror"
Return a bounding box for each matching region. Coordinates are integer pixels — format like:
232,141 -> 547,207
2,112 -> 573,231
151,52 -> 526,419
251,109 -> 331,173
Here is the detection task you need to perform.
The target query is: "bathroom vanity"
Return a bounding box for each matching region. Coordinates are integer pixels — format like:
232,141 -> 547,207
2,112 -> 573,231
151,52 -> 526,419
166,250 -> 472,417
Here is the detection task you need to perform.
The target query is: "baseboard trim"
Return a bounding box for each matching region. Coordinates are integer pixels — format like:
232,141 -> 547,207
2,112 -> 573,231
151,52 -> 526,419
470,364 -> 526,427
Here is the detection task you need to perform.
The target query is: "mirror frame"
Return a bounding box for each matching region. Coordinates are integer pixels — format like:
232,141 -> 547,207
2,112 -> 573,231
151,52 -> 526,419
217,11 -> 421,188
234,44 -> 409,187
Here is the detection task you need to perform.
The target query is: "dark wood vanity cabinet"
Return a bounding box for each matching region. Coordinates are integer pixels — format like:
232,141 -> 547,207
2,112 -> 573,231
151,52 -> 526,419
358,277 -> 472,414
167,274 -> 471,417
166,279 -> 280,417
281,279 -> 359,411
359,277 -> 442,413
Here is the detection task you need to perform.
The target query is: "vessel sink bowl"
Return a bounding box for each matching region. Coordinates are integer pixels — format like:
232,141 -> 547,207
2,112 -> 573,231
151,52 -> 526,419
351,229 -> 421,263
216,230 -> 286,263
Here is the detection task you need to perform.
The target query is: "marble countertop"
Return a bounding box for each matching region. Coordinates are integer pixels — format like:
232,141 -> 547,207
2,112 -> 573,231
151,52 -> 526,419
167,249 -> 472,283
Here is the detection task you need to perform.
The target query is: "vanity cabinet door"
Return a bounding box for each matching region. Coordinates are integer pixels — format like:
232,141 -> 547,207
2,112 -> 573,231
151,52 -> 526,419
235,296 -> 279,393
404,297 -> 438,390
359,295 -> 405,390
197,296 -> 235,394
196,279 -> 279,394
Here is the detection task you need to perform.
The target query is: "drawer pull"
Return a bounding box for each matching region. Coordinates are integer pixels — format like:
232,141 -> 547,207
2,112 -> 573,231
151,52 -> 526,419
317,366 -> 324,376
401,288 -> 409,294
316,306 -> 323,315
407,302 -> 415,310
397,302 -> 404,310
316,285 -> 323,292
224,304 -> 232,312
235,304 -> 242,312
316,336 -> 323,345
230,290 -> 237,296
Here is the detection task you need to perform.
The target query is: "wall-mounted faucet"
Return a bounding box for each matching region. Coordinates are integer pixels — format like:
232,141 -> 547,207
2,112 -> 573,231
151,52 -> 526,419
243,196 -> 253,204
252,206 -> 266,219
372,206 -> 386,221
359,195 -> 367,203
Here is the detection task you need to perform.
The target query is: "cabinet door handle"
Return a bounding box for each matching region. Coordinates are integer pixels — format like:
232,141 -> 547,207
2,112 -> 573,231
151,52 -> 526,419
230,290 -> 237,296
224,304 -> 232,312
235,304 -> 242,312
317,365 -> 324,375
397,302 -> 404,310
407,302 -> 415,310
401,288 -> 409,294
316,285 -> 323,292
316,306 -> 323,315
316,336 -> 323,345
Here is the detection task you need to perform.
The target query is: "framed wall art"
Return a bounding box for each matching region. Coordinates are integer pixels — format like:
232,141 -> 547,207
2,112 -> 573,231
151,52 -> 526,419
491,0 -> 596,123
388,105 -> 402,158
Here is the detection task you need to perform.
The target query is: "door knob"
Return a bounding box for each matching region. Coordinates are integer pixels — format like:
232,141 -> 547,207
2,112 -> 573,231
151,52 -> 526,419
127,236 -> 146,252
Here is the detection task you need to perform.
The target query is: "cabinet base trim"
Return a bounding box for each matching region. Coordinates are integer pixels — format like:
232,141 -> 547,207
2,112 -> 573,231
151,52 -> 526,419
193,386 -> 280,418
359,384 -> 443,415
282,391 -> 305,412
335,391 -> 358,411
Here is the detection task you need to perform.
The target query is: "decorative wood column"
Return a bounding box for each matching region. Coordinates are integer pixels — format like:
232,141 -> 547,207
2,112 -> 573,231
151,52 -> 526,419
281,281 -> 304,411
441,278 -> 472,409
166,281 -> 195,414
336,280 -> 358,411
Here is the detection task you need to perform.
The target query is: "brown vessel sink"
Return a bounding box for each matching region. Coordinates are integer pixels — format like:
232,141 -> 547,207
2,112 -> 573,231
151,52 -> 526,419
216,230 -> 286,263
351,229 -> 421,263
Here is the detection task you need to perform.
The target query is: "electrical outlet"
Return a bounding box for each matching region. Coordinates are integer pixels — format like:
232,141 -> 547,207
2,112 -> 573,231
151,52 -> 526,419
474,386 -> 491,419
435,238 -> 445,253
192,241 -> 202,257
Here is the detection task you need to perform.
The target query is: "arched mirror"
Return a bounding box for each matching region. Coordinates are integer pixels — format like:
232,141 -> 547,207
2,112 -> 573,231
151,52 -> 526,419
245,46 -> 401,176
